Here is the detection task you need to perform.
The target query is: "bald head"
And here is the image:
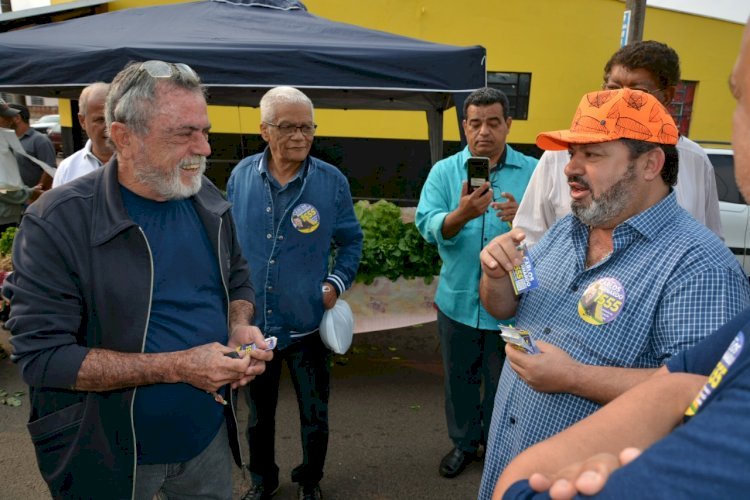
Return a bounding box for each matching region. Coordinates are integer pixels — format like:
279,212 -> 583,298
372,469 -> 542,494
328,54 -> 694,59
78,82 -> 112,163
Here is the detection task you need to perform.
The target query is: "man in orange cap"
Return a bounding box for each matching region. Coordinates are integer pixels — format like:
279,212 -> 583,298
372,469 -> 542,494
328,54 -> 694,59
475,88 -> 750,499
513,41 -> 723,245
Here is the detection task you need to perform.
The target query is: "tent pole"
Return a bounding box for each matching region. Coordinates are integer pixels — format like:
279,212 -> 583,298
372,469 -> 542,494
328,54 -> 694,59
426,108 -> 443,166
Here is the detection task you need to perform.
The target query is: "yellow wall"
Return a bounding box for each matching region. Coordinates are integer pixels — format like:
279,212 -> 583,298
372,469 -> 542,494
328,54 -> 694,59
50,0 -> 744,145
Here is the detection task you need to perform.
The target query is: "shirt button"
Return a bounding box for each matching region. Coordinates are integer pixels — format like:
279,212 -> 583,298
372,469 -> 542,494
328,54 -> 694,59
543,327 -> 551,335
266,234 -> 272,239
266,207 -> 271,213
267,285 -> 273,291
509,417 -> 516,425
269,259 -> 276,265
277,235 -> 284,240
267,309 -> 273,315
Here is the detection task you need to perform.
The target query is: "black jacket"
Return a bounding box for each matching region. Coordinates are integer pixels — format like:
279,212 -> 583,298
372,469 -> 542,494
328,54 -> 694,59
5,159 -> 255,499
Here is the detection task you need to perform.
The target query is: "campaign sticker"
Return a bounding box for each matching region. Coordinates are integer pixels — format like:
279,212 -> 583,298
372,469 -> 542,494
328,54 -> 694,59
577,277 -> 625,325
291,203 -> 320,233
685,332 -> 744,417
509,243 -> 539,295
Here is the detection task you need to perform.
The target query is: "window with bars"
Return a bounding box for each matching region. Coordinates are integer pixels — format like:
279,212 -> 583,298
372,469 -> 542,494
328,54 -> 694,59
487,71 -> 532,120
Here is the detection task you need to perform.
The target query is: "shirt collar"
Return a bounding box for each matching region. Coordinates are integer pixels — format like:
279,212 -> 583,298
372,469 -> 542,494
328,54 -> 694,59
82,140 -> 105,166
571,190 -> 680,246
259,146 -> 309,186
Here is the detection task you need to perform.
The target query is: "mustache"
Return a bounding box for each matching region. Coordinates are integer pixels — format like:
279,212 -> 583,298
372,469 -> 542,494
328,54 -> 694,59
567,175 -> 590,190
178,156 -> 206,169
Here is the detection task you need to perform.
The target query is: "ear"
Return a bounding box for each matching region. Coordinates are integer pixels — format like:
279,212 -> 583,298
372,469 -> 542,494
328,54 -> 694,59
108,122 -> 133,157
641,147 -> 666,182
461,119 -> 469,136
661,86 -> 677,107
260,122 -> 270,143
77,113 -> 86,131
505,116 -> 513,130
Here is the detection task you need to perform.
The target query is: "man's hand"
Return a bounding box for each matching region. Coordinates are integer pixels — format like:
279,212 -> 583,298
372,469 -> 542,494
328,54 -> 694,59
528,448 -> 643,499
479,227 -> 526,279
322,283 -> 337,310
174,342 -> 256,392
228,324 -> 273,387
491,191 -> 518,222
505,340 -> 578,393
458,180 -> 494,220
441,181 -> 494,239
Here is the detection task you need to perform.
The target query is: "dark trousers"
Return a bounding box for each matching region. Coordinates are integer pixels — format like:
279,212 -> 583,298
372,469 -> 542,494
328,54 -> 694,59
437,308 -> 505,454
244,333 -> 332,488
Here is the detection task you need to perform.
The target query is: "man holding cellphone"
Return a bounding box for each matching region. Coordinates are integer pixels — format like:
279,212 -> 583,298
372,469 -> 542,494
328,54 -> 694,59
416,87 -> 537,479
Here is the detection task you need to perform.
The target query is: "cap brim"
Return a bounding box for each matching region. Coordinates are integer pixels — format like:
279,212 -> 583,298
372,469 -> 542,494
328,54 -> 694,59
536,130 -> 614,151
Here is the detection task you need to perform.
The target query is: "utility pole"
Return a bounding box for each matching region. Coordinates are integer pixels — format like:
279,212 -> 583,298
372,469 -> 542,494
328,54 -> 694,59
621,0 -> 647,47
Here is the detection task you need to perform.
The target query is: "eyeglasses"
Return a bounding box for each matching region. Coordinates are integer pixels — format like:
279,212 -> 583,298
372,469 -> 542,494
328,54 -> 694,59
263,122 -> 317,137
138,60 -> 198,80
113,60 -> 199,124
602,83 -> 665,95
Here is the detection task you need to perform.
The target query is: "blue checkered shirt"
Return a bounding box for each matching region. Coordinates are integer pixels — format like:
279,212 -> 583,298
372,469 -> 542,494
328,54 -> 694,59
478,193 -> 750,499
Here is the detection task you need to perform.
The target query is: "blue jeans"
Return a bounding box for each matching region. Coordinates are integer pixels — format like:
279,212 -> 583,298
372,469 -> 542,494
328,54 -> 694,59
437,308 -> 505,453
244,333 -> 332,488
134,422 -> 232,500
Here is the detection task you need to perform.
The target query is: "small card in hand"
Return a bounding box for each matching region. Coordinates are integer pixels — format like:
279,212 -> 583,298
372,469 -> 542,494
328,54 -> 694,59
509,243 -> 539,295
499,325 -> 540,355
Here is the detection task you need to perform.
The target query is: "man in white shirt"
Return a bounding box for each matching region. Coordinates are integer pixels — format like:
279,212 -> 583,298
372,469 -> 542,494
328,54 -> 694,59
52,82 -> 112,187
514,41 -> 722,245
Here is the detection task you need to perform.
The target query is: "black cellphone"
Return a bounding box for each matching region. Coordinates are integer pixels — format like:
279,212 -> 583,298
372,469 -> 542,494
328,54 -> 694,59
467,156 -> 491,193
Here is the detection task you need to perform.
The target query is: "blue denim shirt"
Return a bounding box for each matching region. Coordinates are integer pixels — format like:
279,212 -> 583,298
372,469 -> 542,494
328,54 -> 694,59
227,148 -> 363,349
416,145 -> 538,330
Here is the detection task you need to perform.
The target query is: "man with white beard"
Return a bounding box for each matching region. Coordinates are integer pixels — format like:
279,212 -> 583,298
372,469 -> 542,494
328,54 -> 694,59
4,60 -> 273,500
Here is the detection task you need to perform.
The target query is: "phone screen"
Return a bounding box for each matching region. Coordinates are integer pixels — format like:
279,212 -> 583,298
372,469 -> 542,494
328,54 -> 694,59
467,156 -> 490,193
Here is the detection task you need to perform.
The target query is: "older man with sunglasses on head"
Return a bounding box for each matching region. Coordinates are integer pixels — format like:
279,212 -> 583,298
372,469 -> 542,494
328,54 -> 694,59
4,60 -> 273,500
227,86 -> 362,500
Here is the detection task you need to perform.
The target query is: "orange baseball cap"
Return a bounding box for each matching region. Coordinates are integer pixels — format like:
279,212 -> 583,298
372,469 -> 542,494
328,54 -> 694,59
536,88 -> 679,151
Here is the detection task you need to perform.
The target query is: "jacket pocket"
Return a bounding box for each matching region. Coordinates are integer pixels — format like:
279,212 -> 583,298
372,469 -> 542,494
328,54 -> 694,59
27,401 -> 84,482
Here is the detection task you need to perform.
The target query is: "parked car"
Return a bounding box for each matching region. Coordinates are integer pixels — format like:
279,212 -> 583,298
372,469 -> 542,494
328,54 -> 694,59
47,123 -> 62,155
705,148 -> 750,276
30,114 -> 59,135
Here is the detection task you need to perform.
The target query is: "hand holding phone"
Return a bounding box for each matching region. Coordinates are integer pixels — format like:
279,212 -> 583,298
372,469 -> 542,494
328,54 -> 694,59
467,156 -> 491,193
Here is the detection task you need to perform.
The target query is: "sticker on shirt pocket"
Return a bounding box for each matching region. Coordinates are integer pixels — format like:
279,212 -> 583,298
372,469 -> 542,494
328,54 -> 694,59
291,203 -> 320,233
577,277 -> 625,325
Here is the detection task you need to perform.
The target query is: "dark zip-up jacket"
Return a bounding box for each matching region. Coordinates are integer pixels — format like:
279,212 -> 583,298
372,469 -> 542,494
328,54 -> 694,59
5,158 -> 255,499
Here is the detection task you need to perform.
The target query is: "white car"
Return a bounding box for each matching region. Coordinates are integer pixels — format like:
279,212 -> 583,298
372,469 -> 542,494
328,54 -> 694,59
29,114 -> 59,134
705,148 -> 750,276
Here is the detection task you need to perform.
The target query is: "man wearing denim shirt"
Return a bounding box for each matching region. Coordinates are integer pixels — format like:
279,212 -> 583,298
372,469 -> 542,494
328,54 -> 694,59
227,86 -> 362,500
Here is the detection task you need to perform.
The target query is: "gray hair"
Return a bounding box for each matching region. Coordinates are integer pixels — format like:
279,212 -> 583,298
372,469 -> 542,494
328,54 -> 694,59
259,86 -> 314,123
78,82 -> 110,116
105,61 -> 204,139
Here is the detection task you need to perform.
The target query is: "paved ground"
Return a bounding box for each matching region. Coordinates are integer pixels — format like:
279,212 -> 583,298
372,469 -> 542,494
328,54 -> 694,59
0,323 -> 487,499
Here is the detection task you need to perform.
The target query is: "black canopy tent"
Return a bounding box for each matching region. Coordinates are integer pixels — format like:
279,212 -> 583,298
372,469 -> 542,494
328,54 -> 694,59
0,0 -> 486,164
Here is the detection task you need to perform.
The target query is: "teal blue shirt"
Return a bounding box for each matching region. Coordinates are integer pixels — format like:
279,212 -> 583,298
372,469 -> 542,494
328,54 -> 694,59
416,145 -> 537,329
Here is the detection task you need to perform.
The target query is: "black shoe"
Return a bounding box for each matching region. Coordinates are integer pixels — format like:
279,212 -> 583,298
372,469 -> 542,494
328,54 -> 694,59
242,482 -> 280,500
439,447 -> 477,478
298,483 -> 322,500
